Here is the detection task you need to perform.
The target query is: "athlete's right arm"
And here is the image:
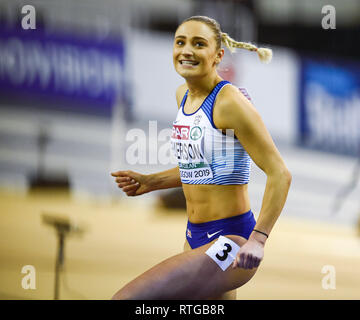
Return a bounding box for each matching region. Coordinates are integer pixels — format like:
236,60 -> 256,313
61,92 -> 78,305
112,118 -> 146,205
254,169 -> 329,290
111,168 -> 181,197
111,84 -> 188,197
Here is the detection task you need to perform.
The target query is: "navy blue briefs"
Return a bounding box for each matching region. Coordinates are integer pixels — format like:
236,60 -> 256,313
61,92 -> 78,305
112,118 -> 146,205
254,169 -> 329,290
186,210 -> 256,249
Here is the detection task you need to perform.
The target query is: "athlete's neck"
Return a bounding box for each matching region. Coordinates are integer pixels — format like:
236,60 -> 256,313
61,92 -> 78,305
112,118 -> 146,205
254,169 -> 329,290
185,74 -> 223,99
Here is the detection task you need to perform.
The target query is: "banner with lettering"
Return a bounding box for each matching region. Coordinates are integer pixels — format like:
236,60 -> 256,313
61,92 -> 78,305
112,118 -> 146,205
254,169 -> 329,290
0,26 -> 125,116
299,57 -> 360,156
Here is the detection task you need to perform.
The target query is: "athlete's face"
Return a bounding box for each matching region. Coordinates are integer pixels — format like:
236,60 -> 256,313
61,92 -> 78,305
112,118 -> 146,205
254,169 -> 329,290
173,21 -> 224,79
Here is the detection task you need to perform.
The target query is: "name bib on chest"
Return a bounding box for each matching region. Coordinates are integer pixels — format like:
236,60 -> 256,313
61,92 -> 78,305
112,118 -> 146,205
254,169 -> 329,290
171,124 -> 213,181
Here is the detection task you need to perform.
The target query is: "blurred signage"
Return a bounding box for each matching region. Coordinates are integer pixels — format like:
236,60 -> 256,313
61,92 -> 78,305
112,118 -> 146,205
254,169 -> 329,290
299,57 -> 360,156
0,26 -> 125,115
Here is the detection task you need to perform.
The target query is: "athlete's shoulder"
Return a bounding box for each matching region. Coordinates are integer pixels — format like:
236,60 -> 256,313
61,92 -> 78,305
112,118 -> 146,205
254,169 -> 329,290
216,83 -> 253,113
214,83 -> 257,129
176,83 -> 188,109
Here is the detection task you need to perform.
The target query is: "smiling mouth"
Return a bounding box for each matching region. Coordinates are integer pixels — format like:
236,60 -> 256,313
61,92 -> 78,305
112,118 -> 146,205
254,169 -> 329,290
180,60 -> 199,66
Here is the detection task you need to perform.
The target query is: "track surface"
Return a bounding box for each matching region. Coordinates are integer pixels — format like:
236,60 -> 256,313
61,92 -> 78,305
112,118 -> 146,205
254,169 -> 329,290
0,190 -> 359,300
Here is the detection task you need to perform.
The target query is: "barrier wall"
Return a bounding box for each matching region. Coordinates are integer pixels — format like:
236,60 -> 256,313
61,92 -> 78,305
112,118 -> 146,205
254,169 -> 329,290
1,29 -> 359,197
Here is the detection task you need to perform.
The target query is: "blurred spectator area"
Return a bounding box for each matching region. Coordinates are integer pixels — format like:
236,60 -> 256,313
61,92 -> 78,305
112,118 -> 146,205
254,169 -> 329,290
1,0 -> 359,57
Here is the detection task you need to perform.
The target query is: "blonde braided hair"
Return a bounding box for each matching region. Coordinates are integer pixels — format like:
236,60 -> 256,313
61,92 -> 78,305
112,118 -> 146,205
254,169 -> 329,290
221,32 -> 272,64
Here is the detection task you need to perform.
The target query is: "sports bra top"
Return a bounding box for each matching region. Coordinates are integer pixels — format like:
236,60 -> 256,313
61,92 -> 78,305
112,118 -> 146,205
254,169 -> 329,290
171,80 -> 252,185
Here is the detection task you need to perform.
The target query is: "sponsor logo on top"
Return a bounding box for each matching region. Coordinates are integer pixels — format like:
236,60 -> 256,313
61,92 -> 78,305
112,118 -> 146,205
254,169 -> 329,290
172,125 -> 190,140
190,126 -> 202,141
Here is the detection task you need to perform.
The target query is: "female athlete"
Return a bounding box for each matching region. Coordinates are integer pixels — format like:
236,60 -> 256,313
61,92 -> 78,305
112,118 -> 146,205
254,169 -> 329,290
111,16 -> 291,300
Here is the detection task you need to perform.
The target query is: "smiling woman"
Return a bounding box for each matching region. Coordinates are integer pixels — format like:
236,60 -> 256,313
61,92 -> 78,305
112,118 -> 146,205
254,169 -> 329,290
111,15 -> 291,300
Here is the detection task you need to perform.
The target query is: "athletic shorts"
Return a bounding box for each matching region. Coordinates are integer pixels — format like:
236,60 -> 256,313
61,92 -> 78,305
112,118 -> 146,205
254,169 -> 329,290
185,210 -> 256,249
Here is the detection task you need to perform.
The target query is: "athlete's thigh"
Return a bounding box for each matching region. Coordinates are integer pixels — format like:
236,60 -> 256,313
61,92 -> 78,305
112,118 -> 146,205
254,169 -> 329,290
184,238 -> 237,300
112,235 -> 256,300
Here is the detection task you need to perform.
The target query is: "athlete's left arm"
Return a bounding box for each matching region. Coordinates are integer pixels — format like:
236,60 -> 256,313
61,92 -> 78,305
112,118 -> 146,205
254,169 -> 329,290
214,85 -> 292,269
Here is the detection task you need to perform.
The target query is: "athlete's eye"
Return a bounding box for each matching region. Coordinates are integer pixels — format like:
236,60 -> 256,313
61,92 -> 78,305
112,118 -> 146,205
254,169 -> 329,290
195,42 -> 205,47
176,40 -> 184,45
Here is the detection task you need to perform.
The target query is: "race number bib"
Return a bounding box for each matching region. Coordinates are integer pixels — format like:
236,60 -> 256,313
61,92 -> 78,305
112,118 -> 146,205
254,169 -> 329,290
205,236 -> 240,271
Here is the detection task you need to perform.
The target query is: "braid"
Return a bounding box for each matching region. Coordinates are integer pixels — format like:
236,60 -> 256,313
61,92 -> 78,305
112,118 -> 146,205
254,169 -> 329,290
221,32 -> 272,64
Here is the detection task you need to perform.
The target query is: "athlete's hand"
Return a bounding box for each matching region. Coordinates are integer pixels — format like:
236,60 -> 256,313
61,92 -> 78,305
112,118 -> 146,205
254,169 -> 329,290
232,236 -> 265,270
111,170 -> 153,196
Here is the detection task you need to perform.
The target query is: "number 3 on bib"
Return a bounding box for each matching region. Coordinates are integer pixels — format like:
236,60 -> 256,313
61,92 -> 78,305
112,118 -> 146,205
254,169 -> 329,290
215,243 -> 232,261
205,236 -> 241,271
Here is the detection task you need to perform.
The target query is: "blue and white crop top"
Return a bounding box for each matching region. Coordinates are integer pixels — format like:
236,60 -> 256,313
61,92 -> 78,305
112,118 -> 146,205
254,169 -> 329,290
171,80 -> 252,185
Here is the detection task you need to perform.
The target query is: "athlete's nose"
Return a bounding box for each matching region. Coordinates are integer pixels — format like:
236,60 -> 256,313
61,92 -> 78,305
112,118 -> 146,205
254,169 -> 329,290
181,43 -> 194,57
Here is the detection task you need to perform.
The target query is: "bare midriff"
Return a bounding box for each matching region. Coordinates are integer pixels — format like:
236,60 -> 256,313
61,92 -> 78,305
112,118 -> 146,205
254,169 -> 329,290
182,184 -> 251,223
